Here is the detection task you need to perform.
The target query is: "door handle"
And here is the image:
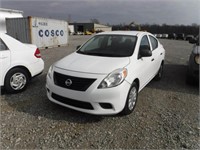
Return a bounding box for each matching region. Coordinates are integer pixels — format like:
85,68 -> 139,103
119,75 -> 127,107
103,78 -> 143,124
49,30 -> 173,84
151,58 -> 154,61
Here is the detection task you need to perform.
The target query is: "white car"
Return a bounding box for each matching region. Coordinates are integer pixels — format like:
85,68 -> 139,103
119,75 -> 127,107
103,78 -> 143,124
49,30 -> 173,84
0,33 -> 44,93
46,31 -> 165,115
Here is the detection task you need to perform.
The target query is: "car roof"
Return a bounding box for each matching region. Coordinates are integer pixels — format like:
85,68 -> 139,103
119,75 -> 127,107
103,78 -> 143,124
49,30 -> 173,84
97,31 -> 148,36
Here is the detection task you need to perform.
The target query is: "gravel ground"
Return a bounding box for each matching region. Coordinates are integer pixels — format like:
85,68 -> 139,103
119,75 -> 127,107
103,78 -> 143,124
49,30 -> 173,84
0,35 -> 199,149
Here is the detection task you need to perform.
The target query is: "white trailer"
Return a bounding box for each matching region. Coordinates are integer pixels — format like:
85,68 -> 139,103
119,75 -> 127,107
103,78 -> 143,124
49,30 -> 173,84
0,8 -> 23,33
94,23 -> 112,32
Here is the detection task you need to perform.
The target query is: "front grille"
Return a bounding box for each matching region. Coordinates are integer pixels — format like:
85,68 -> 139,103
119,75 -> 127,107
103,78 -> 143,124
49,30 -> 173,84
54,72 -> 96,91
52,93 -> 94,110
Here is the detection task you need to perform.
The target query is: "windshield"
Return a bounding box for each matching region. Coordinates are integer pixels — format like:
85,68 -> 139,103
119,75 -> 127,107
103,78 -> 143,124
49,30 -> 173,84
77,35 -> 137,57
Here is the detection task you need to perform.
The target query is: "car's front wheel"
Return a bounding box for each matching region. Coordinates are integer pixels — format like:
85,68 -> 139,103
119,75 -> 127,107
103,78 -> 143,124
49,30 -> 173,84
121,82 -> 138,115
5,68 -> 29,93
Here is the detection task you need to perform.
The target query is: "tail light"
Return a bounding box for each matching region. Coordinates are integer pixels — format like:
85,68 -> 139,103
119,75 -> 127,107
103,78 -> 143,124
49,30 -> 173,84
34,48 -> 41,58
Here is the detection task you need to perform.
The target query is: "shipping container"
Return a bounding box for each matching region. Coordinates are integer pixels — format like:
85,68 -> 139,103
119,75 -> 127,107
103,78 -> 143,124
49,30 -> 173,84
6,16 -> 68,49
0,8 -> 23,33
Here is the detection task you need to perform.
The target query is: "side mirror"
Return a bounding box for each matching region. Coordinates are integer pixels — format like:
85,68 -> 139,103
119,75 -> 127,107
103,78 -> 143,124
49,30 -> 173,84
139,45 -> 152,57
76,45 -> 81,50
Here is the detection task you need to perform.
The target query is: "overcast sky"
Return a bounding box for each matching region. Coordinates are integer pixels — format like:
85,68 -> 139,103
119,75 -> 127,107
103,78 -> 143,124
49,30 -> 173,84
1,0 -> 199,25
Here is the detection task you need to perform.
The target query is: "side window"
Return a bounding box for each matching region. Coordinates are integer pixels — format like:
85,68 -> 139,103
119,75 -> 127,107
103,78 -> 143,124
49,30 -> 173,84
140,35 -> 150,50
138,35 -> 151,59
149,35 -> 158,50
0,39 -> 9,51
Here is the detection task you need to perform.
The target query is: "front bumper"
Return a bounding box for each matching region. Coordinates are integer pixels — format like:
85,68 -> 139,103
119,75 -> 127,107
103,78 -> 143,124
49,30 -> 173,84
46,68 -> 131,115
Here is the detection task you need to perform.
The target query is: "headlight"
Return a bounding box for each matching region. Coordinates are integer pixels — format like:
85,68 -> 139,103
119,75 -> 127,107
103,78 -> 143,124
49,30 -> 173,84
47,65 -> 53,79
98,68 -> 128,89
194,55 -> 200,64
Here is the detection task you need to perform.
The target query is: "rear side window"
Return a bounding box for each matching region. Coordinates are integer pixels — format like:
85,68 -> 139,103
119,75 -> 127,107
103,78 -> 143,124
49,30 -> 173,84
0,38 -> 9,51
149,35 -> 158,50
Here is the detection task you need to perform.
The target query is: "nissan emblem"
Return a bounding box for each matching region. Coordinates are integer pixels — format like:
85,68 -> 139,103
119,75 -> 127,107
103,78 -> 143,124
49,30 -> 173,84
65,79 -> 72,86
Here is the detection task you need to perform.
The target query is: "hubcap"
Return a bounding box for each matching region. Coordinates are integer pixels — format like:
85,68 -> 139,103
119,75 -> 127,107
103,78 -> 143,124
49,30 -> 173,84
10,73 -> 27,90
128,87 -> 137,110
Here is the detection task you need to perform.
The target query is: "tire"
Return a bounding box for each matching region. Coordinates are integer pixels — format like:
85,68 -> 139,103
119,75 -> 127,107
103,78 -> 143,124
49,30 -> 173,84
5,68 -> 29,93
155,63 -> 163,81
186,68 -> 195,85
121,82 -> 138,115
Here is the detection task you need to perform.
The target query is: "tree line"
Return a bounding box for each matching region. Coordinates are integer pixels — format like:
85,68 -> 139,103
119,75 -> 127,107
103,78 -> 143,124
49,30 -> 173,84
112,24 -> 199,36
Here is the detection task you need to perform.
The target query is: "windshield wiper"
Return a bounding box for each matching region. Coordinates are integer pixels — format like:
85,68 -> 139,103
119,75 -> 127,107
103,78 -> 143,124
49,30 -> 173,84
77,51 -> 128,57
77,51 -> 87,54
83,52 -> 107,56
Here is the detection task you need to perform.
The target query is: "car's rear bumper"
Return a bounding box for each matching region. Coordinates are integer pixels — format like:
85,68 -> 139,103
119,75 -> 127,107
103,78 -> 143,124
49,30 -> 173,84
28,59 -> 44,77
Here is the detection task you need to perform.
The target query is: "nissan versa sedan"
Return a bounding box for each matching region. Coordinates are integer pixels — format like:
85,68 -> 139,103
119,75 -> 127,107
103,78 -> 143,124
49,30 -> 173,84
0,33 -> 44,93
46,31 -> 165,115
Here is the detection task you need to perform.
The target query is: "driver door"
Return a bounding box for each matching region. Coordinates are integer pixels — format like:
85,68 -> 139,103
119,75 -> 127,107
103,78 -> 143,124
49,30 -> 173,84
135,35 -> 154,88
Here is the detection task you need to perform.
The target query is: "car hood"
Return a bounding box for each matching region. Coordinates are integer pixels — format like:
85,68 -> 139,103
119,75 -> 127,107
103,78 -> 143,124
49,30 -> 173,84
55,52 -> 130,74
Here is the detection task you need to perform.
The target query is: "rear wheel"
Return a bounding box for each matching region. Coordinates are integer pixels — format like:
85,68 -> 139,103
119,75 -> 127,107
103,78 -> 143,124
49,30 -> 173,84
121,82 -> 138,115
5,68 -> 29,93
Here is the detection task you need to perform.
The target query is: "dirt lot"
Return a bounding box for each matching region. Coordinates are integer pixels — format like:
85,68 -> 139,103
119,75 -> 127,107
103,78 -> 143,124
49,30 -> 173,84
1,35 -> 199,149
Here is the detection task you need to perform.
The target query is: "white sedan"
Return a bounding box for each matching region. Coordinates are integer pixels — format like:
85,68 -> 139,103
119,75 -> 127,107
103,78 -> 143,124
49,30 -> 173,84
46,31 -> 165,115
0,33 -> 44,93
